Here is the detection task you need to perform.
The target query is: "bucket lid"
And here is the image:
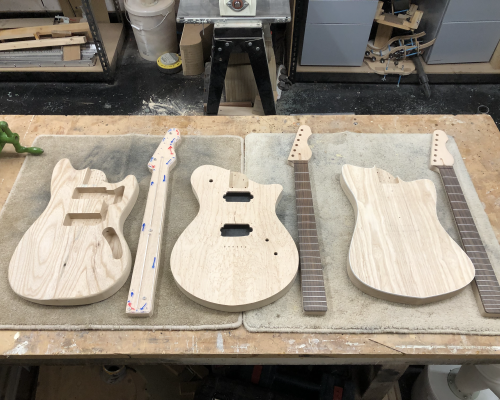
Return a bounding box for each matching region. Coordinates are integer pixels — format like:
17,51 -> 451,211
125,0 -> 174,17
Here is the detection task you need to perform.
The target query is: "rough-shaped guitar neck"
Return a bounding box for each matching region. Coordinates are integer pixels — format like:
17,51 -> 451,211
127,129 -> 181,317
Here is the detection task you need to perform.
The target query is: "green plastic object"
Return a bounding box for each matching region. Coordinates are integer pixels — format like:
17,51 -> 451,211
0,121 -> 43,155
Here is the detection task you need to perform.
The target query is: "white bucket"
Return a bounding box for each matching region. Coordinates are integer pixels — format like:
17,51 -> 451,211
125,0 -> 177,61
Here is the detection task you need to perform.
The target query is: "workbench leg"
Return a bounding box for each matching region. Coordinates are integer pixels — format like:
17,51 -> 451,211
247,37 -> 276,116
206,39 -> 232,116
354,364 -> 408,400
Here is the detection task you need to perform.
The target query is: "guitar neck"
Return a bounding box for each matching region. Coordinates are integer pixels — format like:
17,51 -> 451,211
437,166 -> 500,316
293,161 -> 328,314
127,161 -> 170,317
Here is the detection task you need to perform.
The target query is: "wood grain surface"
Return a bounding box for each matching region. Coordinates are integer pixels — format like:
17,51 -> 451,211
171,165 -> 299,311
8,158 -> 139,305
1,114 -> 500,360
341,164 -> 475,304
126,129 -> 181,317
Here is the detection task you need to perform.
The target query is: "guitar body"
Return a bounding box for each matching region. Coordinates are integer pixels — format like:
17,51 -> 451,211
171,165 -> 299,312
9,159 -> 139,305
341,164 -> 475,305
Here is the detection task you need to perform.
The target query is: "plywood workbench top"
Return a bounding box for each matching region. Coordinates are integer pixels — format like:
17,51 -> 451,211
0,114 -> 499,363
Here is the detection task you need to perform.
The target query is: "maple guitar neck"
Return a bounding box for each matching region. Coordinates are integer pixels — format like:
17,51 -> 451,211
431,130 -> 500,317
127,129 -> 181,317
289,126 -> 328,314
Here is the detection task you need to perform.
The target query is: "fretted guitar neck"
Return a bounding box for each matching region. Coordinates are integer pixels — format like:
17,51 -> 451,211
438,166 -> 500,316
431,130 -> 500,317
288,126 -> 328,314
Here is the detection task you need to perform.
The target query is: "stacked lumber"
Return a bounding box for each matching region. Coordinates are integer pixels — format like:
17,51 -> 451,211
0,22 -> 96,67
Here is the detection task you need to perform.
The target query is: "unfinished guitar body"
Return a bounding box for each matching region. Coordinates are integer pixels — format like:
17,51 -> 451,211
341,164 -> 475,305
9,159 -> 139,305
171,165 -> 299,312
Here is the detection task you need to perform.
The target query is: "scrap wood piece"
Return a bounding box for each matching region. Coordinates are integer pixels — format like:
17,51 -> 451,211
180,23 -> 213,76
373,1 -> 423,31
63,44 -> 81,61
0,36 -> 86,52
0,22 -> 89,41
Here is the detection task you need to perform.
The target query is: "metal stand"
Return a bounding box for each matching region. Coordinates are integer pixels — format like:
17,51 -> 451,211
81,0 -> 123,83
206,22 -> 276,116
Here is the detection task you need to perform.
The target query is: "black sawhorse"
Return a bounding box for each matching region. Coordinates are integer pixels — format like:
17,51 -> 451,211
206,23 -> 276,116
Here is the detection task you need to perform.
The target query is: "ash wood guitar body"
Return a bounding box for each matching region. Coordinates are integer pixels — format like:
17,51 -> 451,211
170,165 -> 299,312
9,159 -> 139,305
341,164 -> 475,305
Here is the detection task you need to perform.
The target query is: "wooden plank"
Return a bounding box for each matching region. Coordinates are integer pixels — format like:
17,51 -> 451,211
0,36 -> 86,51
0,23 -> 89,41
170,165 -> 299,311
63,44 -> 81,61
9,159 -> 139,306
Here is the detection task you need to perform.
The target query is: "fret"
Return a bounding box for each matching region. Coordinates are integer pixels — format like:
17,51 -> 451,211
303,300 -> 327,302
293,152 -> 327,314
437,165 -> 500,316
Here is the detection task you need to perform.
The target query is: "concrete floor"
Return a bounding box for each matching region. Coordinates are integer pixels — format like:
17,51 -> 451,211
0,28 -> 499,128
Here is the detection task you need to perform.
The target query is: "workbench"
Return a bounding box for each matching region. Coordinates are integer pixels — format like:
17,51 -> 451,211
0,114 -> 499,367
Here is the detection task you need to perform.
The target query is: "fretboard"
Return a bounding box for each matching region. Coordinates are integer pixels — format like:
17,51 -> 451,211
438,166 -> 500,316
293,161 -> 328,314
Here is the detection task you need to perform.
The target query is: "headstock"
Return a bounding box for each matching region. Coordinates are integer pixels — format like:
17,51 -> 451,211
429,130 -> 454,171
288,125 -> 313,166
148,128 -> 181,172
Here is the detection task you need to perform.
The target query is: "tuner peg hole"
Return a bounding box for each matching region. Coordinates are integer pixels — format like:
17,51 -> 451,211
274,252 -> 278,255
434,159 -> 437,162
300,129 -> 303,131
293,149 -> 296,152
295,144 -> 298,146
265,238 -> 269,242
291,155 -> 295,157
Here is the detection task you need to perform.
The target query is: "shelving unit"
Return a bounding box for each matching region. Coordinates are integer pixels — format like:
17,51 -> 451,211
0,0 -> 125,82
